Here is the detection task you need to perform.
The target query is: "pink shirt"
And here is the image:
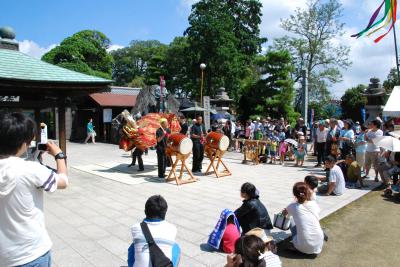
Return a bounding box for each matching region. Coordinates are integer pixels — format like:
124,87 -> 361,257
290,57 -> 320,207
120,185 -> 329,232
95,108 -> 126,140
222,223 -> 240,253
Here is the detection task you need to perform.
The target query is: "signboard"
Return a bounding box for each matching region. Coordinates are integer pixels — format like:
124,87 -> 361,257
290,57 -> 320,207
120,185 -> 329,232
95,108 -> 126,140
203,96 -> 211,131
0,96 -> 20,102
103,108 -> 113,123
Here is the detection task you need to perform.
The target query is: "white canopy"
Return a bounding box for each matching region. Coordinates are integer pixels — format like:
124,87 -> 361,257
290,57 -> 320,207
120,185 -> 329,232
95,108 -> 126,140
383,86 -> 400,117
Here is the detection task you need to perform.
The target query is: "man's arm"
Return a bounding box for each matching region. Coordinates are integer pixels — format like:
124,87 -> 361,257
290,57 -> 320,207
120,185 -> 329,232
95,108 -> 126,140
47,141 -> 68,189
324,182 -> 336,196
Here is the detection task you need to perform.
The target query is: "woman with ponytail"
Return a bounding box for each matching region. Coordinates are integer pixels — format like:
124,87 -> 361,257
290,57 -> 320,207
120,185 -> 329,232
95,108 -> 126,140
283,182 -> 324,255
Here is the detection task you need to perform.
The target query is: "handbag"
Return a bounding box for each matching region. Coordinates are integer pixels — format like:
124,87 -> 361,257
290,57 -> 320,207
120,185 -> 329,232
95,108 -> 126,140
140,222 -> 173,267
273,212 -> 291,231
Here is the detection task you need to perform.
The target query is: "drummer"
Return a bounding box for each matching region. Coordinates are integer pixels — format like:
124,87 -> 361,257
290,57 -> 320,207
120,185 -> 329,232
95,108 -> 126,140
191,115 -> 207,173
156,118 -> 171,178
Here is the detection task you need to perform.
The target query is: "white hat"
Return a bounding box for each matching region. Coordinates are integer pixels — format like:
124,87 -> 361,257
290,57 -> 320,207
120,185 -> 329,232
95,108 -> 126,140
245,228 -> 274,243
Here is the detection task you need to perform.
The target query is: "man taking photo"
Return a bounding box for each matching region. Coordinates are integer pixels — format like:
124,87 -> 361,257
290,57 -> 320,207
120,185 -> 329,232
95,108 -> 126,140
0,112 -> 68,266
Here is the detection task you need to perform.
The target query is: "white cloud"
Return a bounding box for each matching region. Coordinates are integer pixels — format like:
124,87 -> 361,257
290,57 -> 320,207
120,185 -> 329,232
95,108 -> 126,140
259,0 -> 395,98
18,40 -> 57,59
107,44 -> 124,52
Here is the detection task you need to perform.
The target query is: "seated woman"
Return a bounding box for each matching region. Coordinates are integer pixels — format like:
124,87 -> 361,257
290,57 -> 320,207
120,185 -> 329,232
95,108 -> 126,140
245,228 -> 282,267
283,182 -> 324,255
235,183 -> 273,234
225,235 -> 267,267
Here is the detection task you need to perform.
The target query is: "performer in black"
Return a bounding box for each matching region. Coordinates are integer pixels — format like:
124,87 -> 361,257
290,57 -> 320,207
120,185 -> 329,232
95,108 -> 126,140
191,115 -> 206,173
179,115 -> 188,135
128,147 -> 144,171
156,118 -> 170,178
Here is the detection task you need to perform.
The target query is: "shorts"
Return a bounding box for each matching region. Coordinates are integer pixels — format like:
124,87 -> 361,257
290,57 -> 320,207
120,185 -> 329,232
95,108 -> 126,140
356,152 -> 365,168
270,151 -> 276,157
365,152 -> 379,170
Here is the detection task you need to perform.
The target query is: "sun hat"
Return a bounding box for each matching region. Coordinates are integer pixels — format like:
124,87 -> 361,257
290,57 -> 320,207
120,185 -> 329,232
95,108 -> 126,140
245,228 -> 273,243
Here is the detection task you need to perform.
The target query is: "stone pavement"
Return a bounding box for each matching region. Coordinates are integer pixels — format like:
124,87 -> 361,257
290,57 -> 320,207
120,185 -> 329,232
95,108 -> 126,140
43,142 -> 378,267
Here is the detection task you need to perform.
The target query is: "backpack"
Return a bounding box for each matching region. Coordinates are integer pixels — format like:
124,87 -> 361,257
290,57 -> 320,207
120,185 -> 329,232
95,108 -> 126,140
140,222 -> 173,267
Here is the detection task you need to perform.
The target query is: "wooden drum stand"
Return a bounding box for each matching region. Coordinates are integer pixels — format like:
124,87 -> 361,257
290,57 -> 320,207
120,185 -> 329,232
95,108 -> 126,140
204,132 -> 232,178
165,134 -> 197,185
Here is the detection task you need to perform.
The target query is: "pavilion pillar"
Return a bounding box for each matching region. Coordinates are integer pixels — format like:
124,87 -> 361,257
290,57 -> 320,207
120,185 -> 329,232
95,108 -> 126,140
34,108 -> 41,143
58,104 -> 66,153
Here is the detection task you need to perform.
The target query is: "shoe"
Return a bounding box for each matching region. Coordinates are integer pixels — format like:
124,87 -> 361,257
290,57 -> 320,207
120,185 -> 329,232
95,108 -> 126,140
158,175 -> 166,179
314,164 -> 321,167
324,232 -> 329,242
138,168 -> 144,172
374,177 -> 379,182
128,163 -> 136,167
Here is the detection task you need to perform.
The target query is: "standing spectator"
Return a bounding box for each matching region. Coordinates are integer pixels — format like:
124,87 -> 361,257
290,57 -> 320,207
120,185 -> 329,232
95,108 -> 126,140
156,118 -> 170,178
0,112 -> 68,267
338,120 -> 355,158
295,118 -> 307,139
315,122 -> 329,167
84,118 -> 96,144
355,125 -> 367,173
315,156 -> 346,196
245,121 -> 252,139
364,120 -> 383,181
191,116 -> 206,173
326,118 -> 339,158
283,182 -> 324,255
128,195 -> 180,267
235,183 -> 273,234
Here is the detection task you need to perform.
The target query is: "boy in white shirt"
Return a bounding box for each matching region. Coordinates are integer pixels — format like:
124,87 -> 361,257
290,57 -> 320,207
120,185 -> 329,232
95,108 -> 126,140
0,112 -> 68,267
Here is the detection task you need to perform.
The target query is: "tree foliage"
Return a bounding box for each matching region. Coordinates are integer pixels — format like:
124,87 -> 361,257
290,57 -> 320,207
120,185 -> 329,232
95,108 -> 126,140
341,84 -> 367,122
42,30 -> 113,79
184,0 -> 266,99
383,67 -> 399,93
111,40 -> 167,86
238,50 -> 299,122
273,0 -> 351,104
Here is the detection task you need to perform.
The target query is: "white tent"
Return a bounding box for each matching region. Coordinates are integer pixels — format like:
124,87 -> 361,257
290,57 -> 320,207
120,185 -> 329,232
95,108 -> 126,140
383,86 -> 400,117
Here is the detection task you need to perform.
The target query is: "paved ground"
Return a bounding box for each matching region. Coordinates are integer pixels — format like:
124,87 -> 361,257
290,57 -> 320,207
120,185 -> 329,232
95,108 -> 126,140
279,189 -> 400,267
43,142 -> 379,267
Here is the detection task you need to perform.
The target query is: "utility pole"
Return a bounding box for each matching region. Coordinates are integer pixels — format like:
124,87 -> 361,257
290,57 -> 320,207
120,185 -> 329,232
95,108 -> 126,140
301,69 -> 308,125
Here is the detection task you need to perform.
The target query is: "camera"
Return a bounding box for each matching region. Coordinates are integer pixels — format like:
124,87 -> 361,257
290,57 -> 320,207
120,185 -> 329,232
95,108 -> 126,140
38,123 -> 48,151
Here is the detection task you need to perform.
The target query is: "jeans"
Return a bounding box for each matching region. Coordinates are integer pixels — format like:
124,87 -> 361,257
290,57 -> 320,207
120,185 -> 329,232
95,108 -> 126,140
290,224 -> 297,238
18,251 -> 51,267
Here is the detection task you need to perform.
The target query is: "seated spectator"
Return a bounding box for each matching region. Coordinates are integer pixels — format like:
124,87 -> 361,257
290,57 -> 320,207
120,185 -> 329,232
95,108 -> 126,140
207,209 -> 241,253
315,156 -> 346,196
235,183 -> 273,234
128,195 -> 180,267
0,112 -> 69,267
304,175 -> 319,201
283,182 -> 324,255
225,235 -> 267,267
245,228 -> 282,267
344,154 -> 365,188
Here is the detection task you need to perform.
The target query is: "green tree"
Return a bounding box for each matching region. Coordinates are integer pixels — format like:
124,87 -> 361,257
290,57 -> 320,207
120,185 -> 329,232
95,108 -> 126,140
184,0 -> 265,99
383,67 -> 399,93
42,30 -> 113,79
238,50 -> 299,122
273,0 -> 351,104
341,84 -> 367,122
111,40 -> 166,86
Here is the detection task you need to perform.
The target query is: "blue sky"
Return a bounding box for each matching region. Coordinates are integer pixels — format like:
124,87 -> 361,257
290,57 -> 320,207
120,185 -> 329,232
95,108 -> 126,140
0,0 -> 397,97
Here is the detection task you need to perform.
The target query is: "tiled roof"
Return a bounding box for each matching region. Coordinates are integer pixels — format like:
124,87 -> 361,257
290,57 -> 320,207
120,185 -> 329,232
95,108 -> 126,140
0,48 -> 112,83
90,93 -> 136,107
110,86 -> 141,96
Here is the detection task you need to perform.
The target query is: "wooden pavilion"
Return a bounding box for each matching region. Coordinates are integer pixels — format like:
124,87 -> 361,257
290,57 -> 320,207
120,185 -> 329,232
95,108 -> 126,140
0,26 -> 112,153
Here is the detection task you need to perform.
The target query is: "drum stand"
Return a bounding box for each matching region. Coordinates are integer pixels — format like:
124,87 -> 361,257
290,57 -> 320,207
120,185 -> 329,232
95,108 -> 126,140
166,150 -> 197,185
205,147 -> 232,178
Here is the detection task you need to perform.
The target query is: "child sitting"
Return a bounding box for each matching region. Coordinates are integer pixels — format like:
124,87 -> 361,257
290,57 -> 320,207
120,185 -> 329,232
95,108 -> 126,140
207,209 -> 241,254
221,215 -> 241,253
